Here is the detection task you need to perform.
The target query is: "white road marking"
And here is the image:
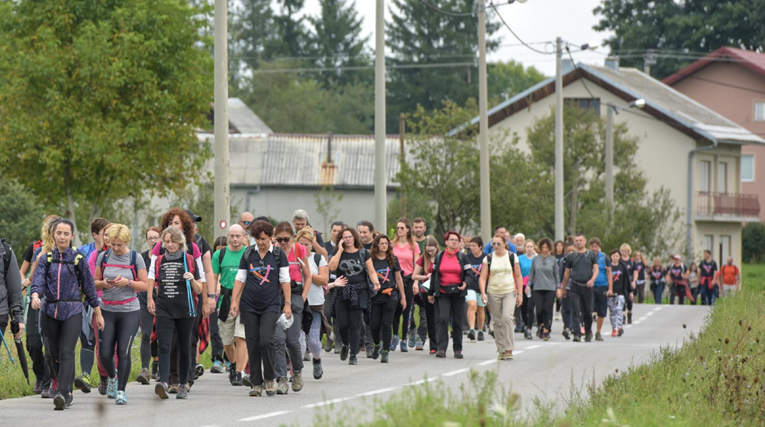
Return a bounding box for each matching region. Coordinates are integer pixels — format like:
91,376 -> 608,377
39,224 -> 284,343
653,306 -> 663,311
526,345 -> 542,350
477,359 -> 498,366
625,325 -> 634,328
356,387 -> 399,397
405,377 -> 438,386
302,397 -> 356,409
514,350 -> 524,355
646,312 -> 655,316
633,321 -> 642,325
238,411 -> 292,422
443,368 -> 470,377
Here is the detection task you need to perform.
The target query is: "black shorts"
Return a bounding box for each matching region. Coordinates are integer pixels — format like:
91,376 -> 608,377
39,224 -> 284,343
593,286 -> 608,318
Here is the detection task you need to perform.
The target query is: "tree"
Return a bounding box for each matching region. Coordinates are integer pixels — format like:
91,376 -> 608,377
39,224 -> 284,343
743,222 -> 765,263
0,180 -> 47,251
488,60 -> 547,105
269,0 -> 310,59
315,185 -> 344,234
232,0 -> 276,71
0,0 -> 213,240
594,0 -> 765,78
307,0 -> 371,88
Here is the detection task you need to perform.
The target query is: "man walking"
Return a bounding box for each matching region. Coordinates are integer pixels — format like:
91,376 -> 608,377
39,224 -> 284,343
719,257 -> 741,297
560,234 -> 599,342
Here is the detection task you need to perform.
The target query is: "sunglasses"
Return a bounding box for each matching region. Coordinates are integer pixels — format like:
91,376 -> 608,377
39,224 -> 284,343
396,226 -> 407,230
242,221 -> 252,226
275,237 -> 291,243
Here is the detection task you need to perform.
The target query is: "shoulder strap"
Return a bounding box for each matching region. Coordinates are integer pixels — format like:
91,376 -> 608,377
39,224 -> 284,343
272,246 -> 281,270
0,240 -> 10,276
313,253 -> 321,267
487,253 -> 493,272
218,247 -> 227,269
155,255 -> 164,285
98,248 -> 112,270
73,253 -> 85,293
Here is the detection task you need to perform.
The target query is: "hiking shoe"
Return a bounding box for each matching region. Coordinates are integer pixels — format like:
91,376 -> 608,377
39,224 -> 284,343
618,327 -> 624,337
151,360 -> 158,380
467,329 -> 476,342
340,344 -> 350,361
137,368 -> 151,385
372,343 -> 381,360
106,377 -> 118,399
594,332 -> 603,341
155,382 -> 169,400
536,328 -> 543,339
34,380 -> 43,395
53,393 -> 66,411
41,386 -> 52,399
381,350 -> 389,363
324,333 -> 334,353
168,384 -> 179,394
429,349 -> 437,355
407,333 -> 417,348
211,360 -> 224,374
64,393 -> 73,409
230,371 -> 243,386
543,331 -> 550,341
611,330 -> 618,337
292,370 -> 303,392
115,391 -> 127,405
333,345 -> 342,354
312,359 -> 323,380
390,335 -> 400,351
524,329 -> 533,340
454,351 -> 464,359
514,324 -> 523,333
176,384 -> 189,399
400,340 -> 408,352
477,331 -> 485,341
303,350 -> 311,362
249,385 -> 262,397
497,352 -> 506,360
627,312 -> 632,325
265,379 -> 276,396
573,335 -> 581,342
505,352 -> 514,360
349,353 -> 358,365
435,350 -> 446,358
194,364 -> 205,380
242,375 -> 252,388
276,377 -> 289,395
585,332 -> 593,342
366,347 -> 373,358
74,376 -> 92,394
562,328 -> 571,340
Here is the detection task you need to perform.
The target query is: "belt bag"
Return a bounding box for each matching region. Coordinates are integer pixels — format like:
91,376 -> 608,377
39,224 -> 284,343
442,284 -> 460,294
102,297 -> 138,306
291,281 -> 303,295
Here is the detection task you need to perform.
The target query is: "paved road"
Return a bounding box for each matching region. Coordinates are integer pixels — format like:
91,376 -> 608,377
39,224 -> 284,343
0,304 -> 709,426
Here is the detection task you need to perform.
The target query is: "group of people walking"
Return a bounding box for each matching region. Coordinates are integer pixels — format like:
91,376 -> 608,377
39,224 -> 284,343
0,209 -> 742,409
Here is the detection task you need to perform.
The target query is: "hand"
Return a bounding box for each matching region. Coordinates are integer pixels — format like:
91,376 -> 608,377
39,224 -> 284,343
373,282 -> 380,293
631,281 -> 636,290
428,295 -> 434,304
586,280 -> 594,288
115,276 -> 130,287
400,299 -> 407,310
283,304 -> 292,320
458,283 -> 467,291
336,243 -> 345,254
22,278 -> 31,288
525,286 -> 531,298
207,298 -> 216,314
230,302 -> 239,317
516,294 -> 523,307
481,294 -> 488,305
607,290 -> 613,297
332,276 -> 348,288
558,288 -> 567,298
183,272 -> 195,281
413,284 -> 420,294
31,295 -> 41,310
95,314 -> 105,331
14,323 -> 25,339
629,292 -> 634,301
148,299 -> 155,316
426,273 -> 432,280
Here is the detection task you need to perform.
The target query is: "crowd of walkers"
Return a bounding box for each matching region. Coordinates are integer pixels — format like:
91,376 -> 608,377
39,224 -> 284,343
0,209 -> 743,409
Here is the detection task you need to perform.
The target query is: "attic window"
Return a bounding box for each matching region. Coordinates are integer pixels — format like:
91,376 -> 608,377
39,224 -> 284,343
565,98 -> 601,115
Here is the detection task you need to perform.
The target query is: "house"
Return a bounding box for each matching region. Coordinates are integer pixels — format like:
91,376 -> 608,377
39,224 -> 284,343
473,58 -> 763,263
663,47 -> 765,223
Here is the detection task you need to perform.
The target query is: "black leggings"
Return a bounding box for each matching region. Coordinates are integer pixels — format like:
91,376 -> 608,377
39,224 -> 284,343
419,291 -> 438,351
139,303 -> 157,369
392,276 -> 414,339
43,312 -> 82,395
435,293 -> 464,353
370,298 -> 397,350
26,306 -> 51,386
240,310 -> 278,386
156,316 -> 195,385
335,297 -> 363,354
99,310 -> 140,391
533,290 -> 556,331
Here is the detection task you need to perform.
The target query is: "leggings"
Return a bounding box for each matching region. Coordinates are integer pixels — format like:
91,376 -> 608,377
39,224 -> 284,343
156,316 -> 195,385
392,276 -> 414,339
26,306 -> 51,386
335,297 -> 363,355
307,312 -> 322,358
240,310 -> 279,386
139,304 -> 157,369
43,312 -> 83,396
370,298 -> 397,350
435,293 -> 464,353
99,310 -> 140,391
519,289 -> 531,329
625,286 -> 634,312
533,290 -> 556,332
419,291 -> 437,351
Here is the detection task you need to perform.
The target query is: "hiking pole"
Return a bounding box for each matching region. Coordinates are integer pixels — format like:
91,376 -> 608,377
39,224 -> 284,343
0,330 -> 15,363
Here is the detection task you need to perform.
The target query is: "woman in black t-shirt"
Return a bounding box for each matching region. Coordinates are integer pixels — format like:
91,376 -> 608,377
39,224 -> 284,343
649,257 -> 666,304
327,227 -> 380,365
369,235 -> 406,363
147,226 -> 202,400
138,226 -> 161,384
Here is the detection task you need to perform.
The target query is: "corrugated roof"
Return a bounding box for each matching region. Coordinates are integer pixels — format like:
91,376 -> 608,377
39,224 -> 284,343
663,47 -> 765,86
228,98 -> 273,134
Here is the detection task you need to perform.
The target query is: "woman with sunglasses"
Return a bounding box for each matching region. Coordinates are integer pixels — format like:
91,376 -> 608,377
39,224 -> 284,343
529,238 -> 558,341
271,222 -> 312,394
328,227 -> 380,365
369,234 -> 406,363
412,236 -> 439,354
465,237 -> 486,342
479,235 -> 522,360
137,227 -> 161,384
428,231 -> 469,359
390,218 -> 420,353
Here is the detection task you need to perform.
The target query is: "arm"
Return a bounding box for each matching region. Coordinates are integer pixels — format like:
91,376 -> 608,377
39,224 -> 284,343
589,262 -> 598,287
607,266 -> 614,296
365,258 -> 380,292
327,245 -> 343,271
313,241 -> 329,260
129,268 -> 149,292
478,260 -> 488,304
300,255 -> 312,301
395,271 -> 406,309
6,251 -> 25,335
202,251 -> 214,317
528,258 -> 536,287
559,267 -> 571,297
147,278 -> 156,315
312,264 -> 329,287
230,278 -> 244,317
412,262 -> 428,281
514,257 -> 524,306
79,259 -> 105,331
631,267 -> 638,289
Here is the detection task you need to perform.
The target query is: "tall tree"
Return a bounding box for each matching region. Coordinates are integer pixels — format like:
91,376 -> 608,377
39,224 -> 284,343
594,0 -> 765,78
387,0 -> 500,130
233,0 -> 276,71
269,0 -> 310,60
308,0 -> 371,88
488,60 -> 547,105
0,0 -> 213,237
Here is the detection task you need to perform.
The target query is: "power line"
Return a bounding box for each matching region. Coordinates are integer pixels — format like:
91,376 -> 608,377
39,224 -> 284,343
565,45 -> 597,99
248,62 -> 476,74
418,0 -> 475,17
490,3 -> 555,55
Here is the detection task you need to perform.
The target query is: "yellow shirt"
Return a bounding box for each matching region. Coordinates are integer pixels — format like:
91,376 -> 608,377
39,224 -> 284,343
484,251 -> 517,295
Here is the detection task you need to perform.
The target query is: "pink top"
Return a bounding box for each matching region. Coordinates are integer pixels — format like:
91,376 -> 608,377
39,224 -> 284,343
392,241 -> 420,277
287,244 -> 307,283
87,251 -> 103,298
438,252 -> 462,292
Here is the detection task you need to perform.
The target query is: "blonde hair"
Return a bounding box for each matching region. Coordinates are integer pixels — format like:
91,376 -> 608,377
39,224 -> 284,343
161,226 -> 187,253
40,215 -> 62,253
620,243 -> 632,254
106,224 -> 132,245
295,228 -> 313,244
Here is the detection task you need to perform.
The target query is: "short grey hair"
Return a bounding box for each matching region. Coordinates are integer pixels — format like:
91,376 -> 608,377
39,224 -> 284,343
161,226 -> 187,253
292,209 -> 309,222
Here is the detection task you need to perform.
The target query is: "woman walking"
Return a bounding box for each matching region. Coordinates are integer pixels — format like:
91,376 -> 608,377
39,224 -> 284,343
369,235 -> 406,363
137,227 -> 161,384
649,258 -> 667,304
31,219 -> 104,410
479,235 -> 523,360
427,231 -> 469,359
553,240 -> 566,321
328,227 -> 380,365
529,238 -> 558,341
465,237 -> 486,342
619,244 -> 637,324
633,251 -> 648,304
390,218 -> 420,352
517,241 -> 535,340
688,263 -> 700,305
94,225 -> 148,404
412,236 -> 439,354
607,249 -> 631,337
666,255 -> 690,305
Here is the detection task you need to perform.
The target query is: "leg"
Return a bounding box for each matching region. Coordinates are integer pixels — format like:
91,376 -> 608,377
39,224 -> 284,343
581,287 -> 593,335
43,315 -> 64,387
543,291 -> 555,332
400,277 -> 414,341
487,293 -> 506,353
174,317 -> 196,386
259,312 -> 279,383
533,291 -> 544,329
241,311 -> 263,385
284,295 -> 304,373
271,319 -> 288,378
335,298 -> 350,349
417,300 -> 428,342
370,303 -> 383,345
26,306 -> 50,387
307,312 -> 322,358
451,294 -> 464,352
155,317 -> 175,384
569,287 -> 583,337
115,312 -> 140,391
381,301 -> 396,350
208,310 -> 224,363
424,297 -> 437,352
435,297 -> 451,352
98,311 -> 118,380
348,307 -> 363,355
466,298 -> 477,331
139,305 -> 154,369
637,284 -> 645,304
476,306 -> 486,334
79,303 -> 95,377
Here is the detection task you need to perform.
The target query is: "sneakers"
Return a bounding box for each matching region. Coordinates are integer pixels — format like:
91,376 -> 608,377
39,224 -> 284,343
618,327 -> 624,336
64,393 -> 74,409
497,352 -> 506,361
304,350 -> 311,362
372,343 -> 381,360
400,340 -> 408,353
562,328 -> 571,340
249,385 -> 262,397
435,350 -> 446,358
611,330 -> 618,337
74,376 -> 92,393
137,368 -> 151,385
333,345 -> 342,354
155,382 -> 169,400
536,328 -> 543,339
276,377 -> 289,395
505,351 -> 514,360
454,351 -> 464,359
41,386 -> 52,399
176,384 -> 189,399
514,324 -> 523,333
106,377 -> 118,399
585,332 -> 593,342
429,349 -> 437,355
477,330 -> 485,341
312,359 -> 323,379
194,364 -> 205,380
524,329 -> 533,340
543,331 -> 550,341
34,380 -> 43,395
555,312 -> 561,321
265,379 -> 276,396
242,375 -> 252,388
365,347 -> 373,358
230,371 -> 243,386
467,329 -> 476,342
211,360 -> 224,374
573,335 -> 581,343
627,312 -> 632,325
407,333 -> 417,348
390,335 -> 400,351
340,344 -> 350,361
324,333 -> 334,353
381,350 -> 389,363
349,353 -> 358,365
168,384 -> 179,394
53,393 -> 66,410
151,360 -> 158,380
292,370 -> 303,392
97,377 -> 107,396
115,391 -> 127,405
595,332 -> 604,341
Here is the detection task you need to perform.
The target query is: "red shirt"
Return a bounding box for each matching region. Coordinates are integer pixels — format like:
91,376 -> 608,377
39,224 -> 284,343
439,252 -> 462,293
720,264 -> 739,285
287,244 -> 307,283
416,256 -> 434,275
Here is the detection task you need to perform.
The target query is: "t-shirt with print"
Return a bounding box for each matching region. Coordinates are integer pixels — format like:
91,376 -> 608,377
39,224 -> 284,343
622,258 -> 636,284
336,249 -> 371,285
287,244 -> 308,283
699,260 -> 718,278
650,267 -> 666,283
392,242 -> 420,277
668,263 -> 688,284
609,262 -> 629,296
465,253 -> 485,292
635,261 -> 646,282
213,246 -> 246,310
236,247 -> 291,315
564,250 -> 598,285
96,250 -> 146,313
155,252 -> 201,319
307,253 -> 328,306
372,256 -> 400,303
484,251 -> 518,295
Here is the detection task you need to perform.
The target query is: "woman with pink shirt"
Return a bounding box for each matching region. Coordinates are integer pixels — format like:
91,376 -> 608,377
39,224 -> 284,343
390,218 -> 420,352
427,231 -> 469,359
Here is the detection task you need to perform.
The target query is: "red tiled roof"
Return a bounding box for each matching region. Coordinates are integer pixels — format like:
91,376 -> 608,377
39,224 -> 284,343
663,47 -> 765,85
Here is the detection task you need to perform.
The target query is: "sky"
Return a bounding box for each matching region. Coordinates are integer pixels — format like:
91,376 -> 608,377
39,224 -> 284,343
300,0 -> 615,77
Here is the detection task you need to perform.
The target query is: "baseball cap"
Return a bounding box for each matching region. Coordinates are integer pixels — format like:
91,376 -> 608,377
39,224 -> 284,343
185,210 -> 202,223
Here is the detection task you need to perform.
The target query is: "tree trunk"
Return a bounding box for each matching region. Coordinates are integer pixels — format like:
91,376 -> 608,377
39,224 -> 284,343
568,179 -> 579,236
64,169 -> 81,247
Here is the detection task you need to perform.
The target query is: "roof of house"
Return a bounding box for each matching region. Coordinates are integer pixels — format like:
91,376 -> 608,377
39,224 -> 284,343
463,61 -> 764,145
215,134 -> 408,189
204,98 -> 273,135
663,47 -> 765,86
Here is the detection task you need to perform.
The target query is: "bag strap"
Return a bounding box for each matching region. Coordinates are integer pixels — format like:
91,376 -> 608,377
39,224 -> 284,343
313,253 -> 322,267
218,247 -> 227,271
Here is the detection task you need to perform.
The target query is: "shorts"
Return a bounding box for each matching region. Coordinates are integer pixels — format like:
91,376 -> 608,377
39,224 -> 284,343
465,290 -> 486,307
593,286 -> 608,318
218,314 -> 246,346
722,284 -> 737,297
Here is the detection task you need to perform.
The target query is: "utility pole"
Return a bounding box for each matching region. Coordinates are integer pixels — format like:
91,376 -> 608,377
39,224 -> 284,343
399,113 -> 406,217
605,105 -> 615,222
213,0 -> 230,239
554,37 -> 564,241
478,0 -> 491,244
374,0 -> 387,230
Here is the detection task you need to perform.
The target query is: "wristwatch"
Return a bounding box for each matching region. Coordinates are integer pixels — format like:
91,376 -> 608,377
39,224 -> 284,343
208,293 -> 216,298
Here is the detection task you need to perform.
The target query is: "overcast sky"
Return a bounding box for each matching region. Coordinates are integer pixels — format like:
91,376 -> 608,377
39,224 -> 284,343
300,0 -> 615,77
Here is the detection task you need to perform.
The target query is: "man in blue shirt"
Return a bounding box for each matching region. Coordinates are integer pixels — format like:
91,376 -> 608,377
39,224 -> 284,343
589,237 -> 609,342
77,218 -> 109,260
483,226 -> 517,255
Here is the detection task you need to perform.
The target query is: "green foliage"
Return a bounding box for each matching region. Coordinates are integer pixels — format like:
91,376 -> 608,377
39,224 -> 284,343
315,185 -> 344,234
593,0 -> 765,78
0,180 -> 47,250
488,60 -> 547,105
742,222 -> 765,263
0,0 -> 213,238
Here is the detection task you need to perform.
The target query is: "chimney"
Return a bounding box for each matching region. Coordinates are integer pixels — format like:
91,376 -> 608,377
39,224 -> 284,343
605,56 -> 620,71
562,59 -> 575,74
320,133 -> 336,186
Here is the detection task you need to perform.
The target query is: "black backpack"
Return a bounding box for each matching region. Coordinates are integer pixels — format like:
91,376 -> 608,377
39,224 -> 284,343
0,239 -> 13,278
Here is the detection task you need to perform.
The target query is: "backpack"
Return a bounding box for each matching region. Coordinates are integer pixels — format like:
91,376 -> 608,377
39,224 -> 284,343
313,253 -> 322,268
486,250 -> 516,273
155,251 -> 196,284
242,245 -> 282,271
0,239 -> 12,278
97,249 -> 138,280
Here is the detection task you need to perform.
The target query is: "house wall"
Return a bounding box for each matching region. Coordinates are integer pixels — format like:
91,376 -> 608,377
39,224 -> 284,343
671,62 -> 765,222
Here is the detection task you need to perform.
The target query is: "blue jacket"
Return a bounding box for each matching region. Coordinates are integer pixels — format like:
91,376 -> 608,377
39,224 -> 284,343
593,251 -> 608,287
483,241 -> 517,255
31,247 -> 100,321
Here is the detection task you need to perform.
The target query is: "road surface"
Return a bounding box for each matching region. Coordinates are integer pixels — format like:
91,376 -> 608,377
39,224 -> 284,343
0,304 -> 709,426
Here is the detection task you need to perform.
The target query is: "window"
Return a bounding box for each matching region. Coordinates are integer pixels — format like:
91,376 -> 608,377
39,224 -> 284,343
719,235 -> 731,261
718,162 -> 728,193
741,155 -> 754,182
700,160 -> 711,192
565,98 -> 601,115
704,235 -> 714,253
756,102 -> 765,122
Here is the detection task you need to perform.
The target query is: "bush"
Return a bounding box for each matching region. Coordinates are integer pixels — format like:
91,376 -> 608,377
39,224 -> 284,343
0,180 -> 46,251
742,222 -> 765,263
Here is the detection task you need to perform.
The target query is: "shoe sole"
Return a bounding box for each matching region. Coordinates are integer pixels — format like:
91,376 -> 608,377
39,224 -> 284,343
195,366 -> 204,379
53,395 -> 66,410
211,367 -> 224,374
242,377 -> 253,388
249,390 -> 262,397
74,378 -> 91,394
136,375 -> 149,385
155,384 -> 169,400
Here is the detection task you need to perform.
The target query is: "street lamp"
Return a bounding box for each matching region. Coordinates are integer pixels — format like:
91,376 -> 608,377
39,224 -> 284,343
605,98 -> 646,221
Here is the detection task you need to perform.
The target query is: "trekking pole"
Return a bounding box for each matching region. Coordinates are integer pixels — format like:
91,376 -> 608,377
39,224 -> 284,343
0,331 -> 15,363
